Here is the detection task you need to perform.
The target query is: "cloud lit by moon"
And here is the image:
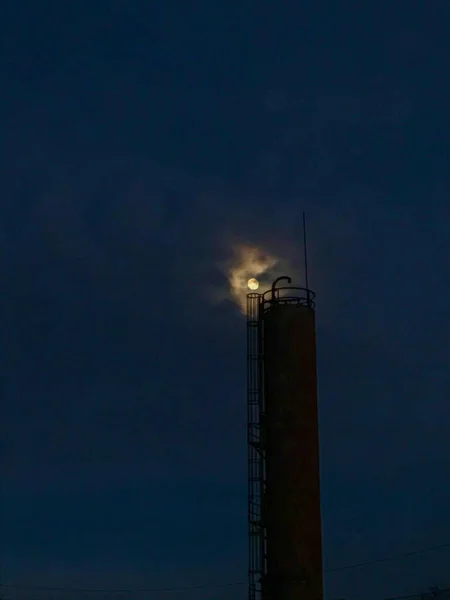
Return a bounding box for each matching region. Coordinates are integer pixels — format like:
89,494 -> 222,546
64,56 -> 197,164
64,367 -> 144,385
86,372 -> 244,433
227,244 -> 279,313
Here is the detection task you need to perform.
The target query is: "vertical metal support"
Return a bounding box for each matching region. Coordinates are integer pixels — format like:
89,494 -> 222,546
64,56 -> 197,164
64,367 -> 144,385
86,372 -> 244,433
247,293 -> 265,600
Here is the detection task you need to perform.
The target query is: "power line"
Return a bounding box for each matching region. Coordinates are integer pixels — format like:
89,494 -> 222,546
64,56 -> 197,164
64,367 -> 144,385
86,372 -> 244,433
1,581 -> 245,593
326,541 -> 450,573
383,589 -> 450,600
2,541 -> 449,593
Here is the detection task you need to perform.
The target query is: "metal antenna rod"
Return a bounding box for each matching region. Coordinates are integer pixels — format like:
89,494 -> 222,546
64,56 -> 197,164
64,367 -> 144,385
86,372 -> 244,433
303,212 -> 309,291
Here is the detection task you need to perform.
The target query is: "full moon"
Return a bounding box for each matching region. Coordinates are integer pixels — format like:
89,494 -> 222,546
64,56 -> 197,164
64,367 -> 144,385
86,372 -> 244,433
247,278 -> 259,291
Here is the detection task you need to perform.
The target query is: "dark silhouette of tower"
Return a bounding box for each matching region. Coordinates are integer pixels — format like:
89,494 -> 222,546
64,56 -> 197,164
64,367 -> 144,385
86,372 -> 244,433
247,276 -> 322,600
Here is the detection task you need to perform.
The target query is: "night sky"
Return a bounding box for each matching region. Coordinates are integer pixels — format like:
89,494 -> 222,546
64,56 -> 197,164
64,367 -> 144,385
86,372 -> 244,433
1,2 -> 450,599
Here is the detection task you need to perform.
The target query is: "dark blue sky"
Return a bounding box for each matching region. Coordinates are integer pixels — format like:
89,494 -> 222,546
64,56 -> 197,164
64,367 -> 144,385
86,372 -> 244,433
1,2 -> 449,599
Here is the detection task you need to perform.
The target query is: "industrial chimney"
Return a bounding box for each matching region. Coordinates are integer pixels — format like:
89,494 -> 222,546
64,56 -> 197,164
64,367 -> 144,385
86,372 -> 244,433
247,276 -> 323,600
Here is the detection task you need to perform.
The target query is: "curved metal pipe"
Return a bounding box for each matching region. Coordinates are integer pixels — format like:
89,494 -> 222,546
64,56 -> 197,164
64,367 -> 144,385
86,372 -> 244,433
271,276 -> 292,301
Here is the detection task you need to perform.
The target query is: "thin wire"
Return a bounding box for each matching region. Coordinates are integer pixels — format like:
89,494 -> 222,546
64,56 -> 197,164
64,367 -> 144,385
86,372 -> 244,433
383,590 -> 450,600
1,581 -> 245,593
2,541 -> 450,593
4,583 -> 238,594
326,541 -> 450,573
